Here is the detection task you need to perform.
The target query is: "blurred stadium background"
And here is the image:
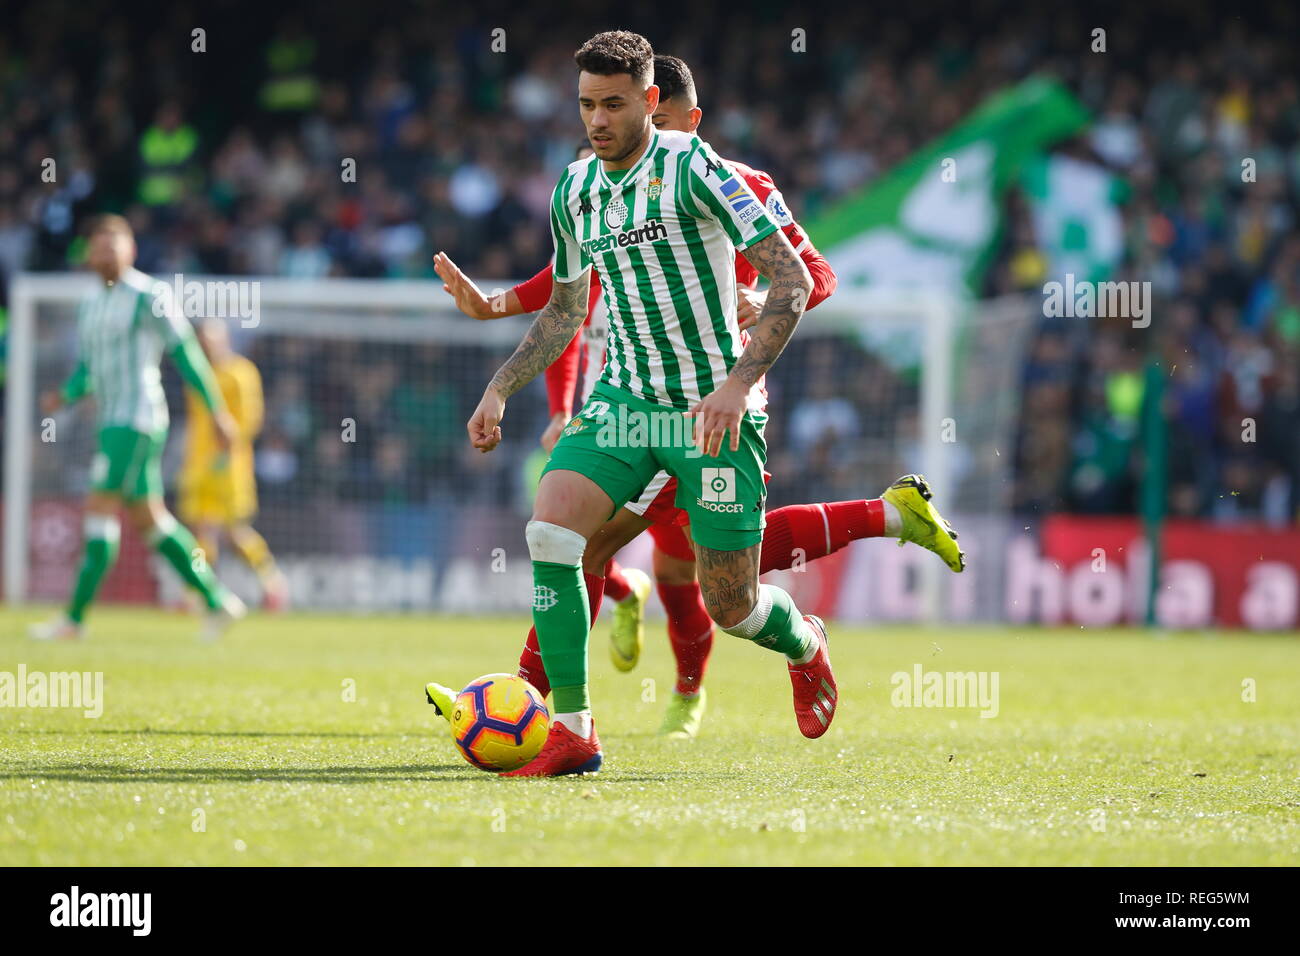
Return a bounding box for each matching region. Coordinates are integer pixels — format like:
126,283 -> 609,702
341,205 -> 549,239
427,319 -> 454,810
2,0 -> 1298,629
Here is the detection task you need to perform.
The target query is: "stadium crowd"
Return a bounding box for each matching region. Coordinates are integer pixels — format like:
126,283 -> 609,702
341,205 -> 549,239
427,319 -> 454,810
2,1 -> 1298,524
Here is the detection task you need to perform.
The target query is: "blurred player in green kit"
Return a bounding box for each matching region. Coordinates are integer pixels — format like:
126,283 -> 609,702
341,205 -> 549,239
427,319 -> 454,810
31,214 -> 247,641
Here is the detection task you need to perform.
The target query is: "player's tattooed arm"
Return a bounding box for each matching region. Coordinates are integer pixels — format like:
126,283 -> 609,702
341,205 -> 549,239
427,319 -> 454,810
487,273 -> 591,398
687,231 -> 812,457
727,231 -> 812,387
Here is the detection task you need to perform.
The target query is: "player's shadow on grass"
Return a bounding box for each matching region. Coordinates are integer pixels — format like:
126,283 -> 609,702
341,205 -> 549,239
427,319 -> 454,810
0,763 -> 670,783
18,728 -> 418,739
0,762 -> 470,783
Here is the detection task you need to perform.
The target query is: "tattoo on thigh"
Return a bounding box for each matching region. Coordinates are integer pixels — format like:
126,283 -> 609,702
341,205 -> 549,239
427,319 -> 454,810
695,544 -> 761,621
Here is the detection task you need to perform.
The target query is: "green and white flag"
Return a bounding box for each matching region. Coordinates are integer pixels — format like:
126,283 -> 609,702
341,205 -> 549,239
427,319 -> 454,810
806,77 -> 1091,293
1021,153 -> 1126,286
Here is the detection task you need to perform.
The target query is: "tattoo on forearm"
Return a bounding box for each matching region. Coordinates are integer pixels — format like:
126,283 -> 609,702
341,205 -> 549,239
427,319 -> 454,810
489,275 -> 590,397
729,232 -> 812,388
696,544 -> 761,624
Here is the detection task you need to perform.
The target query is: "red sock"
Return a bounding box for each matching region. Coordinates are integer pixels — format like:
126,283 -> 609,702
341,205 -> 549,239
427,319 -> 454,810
584,571 -> 605,626
658,580 -> 714,696
603,558 -> 631,602
518,571 -> 606,700
517,626 -> 549,698
760,500 -> 885,574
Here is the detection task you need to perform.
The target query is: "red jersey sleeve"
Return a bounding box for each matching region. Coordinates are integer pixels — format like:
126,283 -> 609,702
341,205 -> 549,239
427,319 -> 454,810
739,167 -> 809,250
798,242 -> 838,311
732,163 -> 837,309
513,263 -> 555,313
545,328 -> 582,419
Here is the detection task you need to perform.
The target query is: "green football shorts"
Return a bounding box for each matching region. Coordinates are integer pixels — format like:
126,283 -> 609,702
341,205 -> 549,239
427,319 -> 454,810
89,426 -> 166,501
542,382 -> 768,551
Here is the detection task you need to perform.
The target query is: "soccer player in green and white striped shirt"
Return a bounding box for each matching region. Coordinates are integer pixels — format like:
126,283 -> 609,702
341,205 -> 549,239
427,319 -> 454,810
30,214 -> 246,641
464,31 -> 837,775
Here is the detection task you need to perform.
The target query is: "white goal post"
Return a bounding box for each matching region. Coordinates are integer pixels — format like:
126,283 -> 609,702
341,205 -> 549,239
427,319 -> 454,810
6,272 -> 1031,620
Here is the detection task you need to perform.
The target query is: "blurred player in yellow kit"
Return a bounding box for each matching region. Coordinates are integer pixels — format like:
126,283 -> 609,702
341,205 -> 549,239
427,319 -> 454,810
178,319 -> 289,610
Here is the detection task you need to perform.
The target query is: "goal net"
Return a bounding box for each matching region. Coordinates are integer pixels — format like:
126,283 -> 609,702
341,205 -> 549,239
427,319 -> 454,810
4,273 -> 1038,622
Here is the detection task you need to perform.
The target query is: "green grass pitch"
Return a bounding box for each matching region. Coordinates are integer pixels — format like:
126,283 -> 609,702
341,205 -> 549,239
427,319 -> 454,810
1,606 -> 1297,866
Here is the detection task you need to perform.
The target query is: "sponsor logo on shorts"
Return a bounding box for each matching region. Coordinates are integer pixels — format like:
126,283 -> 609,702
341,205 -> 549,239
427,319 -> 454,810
696,499 -> 745,513
701,467 -> 736,502
698,468 -> 743,511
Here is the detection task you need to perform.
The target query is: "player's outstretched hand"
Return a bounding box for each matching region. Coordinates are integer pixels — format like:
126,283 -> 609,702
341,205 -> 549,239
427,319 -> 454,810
434,251 -> 495,320
736,286 -> 767,330
468,388 -> 506,453
686,378 -> 747,457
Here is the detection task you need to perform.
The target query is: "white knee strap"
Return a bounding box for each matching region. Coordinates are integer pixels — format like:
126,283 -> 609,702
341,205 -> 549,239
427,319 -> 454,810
84,514 -> 121,543
145,513 -> 178,545
525,521 -> 587,566
721,584 -> 773,639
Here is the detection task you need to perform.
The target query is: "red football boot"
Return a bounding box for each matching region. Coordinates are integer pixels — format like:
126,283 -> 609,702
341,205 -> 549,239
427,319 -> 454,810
788,615 -> 837,738
501,720 -> 603,777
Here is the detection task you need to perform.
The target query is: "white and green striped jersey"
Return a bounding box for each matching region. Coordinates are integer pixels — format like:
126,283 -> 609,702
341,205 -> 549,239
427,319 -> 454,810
550,130 -> 777,410
70,267 -> 196,432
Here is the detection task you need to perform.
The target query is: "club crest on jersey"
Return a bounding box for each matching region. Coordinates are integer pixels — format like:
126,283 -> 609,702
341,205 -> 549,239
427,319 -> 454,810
645,177 -> 664,200
603,199 -> 629,230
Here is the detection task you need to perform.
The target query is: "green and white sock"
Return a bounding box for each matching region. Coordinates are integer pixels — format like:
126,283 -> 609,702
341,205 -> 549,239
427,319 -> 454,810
68,514 -> 121,623
527,521 -> 592,719
148,515 -> 227,611
722,584 -> 816,662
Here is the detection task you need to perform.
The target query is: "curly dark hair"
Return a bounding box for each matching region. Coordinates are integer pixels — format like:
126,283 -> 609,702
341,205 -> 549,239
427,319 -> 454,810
574,30 -> 654,87
653,55 -> 696,106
